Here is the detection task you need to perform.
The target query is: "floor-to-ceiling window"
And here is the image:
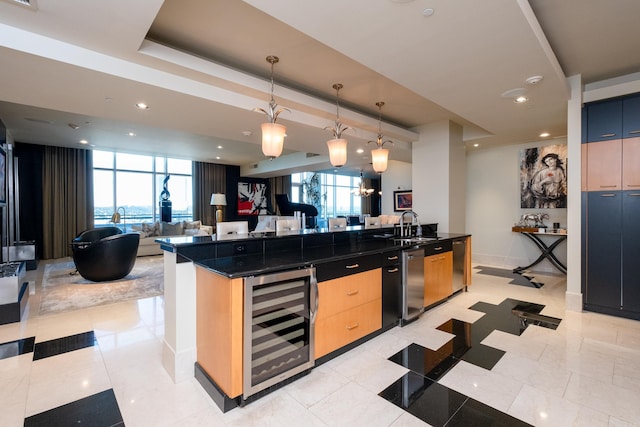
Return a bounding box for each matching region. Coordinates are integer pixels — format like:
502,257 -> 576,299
291,172 -> 362,225
93,151 -> 192,226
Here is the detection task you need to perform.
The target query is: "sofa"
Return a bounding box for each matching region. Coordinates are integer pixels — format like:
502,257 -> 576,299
130,220 -> 213,257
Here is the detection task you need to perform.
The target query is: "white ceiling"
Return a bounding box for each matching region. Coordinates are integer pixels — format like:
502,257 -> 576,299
0,0 -> 638,177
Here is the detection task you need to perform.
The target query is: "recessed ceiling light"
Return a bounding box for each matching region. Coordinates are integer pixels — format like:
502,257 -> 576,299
135,102 -> 149,110
79,139 -> 88,144
539,132 -> 550,137
217,145 -> 223,149
356,148 -> 364,154
216,156 -> 220,160
514,96 -> 529,104
128,132 -> 136,137
422,8 -> 434,16
473,143 -> 479,147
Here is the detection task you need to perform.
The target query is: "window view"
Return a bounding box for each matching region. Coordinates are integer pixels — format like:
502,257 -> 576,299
291,172 -> 362,226
93,151 -> 193,226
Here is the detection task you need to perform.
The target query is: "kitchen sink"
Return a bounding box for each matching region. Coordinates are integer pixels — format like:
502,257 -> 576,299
393,237 -> 438,245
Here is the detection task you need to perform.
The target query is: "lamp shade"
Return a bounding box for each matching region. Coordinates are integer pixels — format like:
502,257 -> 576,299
210,193 -> 227,206
327,138 -> 348,167
110,212 -> 121,223
371,148 -> 389,173
261,123 -> 286,158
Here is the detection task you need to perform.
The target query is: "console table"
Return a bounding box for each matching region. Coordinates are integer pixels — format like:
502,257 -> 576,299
512,227 -> 567,275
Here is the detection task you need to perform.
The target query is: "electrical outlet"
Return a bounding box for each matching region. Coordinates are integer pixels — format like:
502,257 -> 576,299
234,244 -> 246,254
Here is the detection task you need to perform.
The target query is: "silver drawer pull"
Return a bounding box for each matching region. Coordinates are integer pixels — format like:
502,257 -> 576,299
599,185 -> 618,188
600,194 -> 616,197
627,184 -> 640,187
346,322 -> 359,330
387,268 -> 399,273
387,255 -> 398,260
346,290 -> 359,296
630,194 -> 640,197
434,246 -> 443,251
345,263 -> 360,269
601,133 -> 616,137
627,130 -> 640,134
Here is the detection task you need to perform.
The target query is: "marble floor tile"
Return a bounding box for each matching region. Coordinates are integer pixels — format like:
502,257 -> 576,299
481,329 -> 548,361
115,378 -> 214,427
438,360 -> 523,413
223,386 -> 326,427
26,346 -> 111,417
491,352 -> 571,396
284,363 -> 351,408
564,372 -> 640,425
508,383 -> 609,427
309,381 -> 406,426
0,353 -> 31,427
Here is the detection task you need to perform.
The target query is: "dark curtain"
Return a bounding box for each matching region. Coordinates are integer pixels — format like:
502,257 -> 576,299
269,175 -> 291,215
42,146 -> 93,259
193,161 -> 227,226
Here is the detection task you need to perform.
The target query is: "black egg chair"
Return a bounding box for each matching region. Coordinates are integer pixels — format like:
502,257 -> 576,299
71,227 -> 140,282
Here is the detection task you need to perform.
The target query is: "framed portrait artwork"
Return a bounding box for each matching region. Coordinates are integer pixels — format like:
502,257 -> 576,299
519,144 -> 568,208
393,190 -> 412,211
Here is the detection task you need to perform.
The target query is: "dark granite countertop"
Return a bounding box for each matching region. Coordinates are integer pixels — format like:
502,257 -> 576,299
161,230 -> 469,278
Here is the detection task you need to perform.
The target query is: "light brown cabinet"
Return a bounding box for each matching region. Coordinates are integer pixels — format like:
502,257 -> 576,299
424,251 -> 453,307
623,137 -> 640,189
195,267 -> 244,398
586,139 -> 622,191
315,268 -> 382,359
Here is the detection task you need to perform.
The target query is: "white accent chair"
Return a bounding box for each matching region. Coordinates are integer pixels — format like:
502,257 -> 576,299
216,221 -> 249,235
276,218 -> 301,232
364,216 -> 381,229
328,217 -> 347,231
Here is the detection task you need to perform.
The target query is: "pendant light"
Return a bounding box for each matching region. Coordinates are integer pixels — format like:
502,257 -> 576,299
352,171 -> 374,197
325,83 -> 349,167
254,55 -> 289,159
369,101 -> 393,173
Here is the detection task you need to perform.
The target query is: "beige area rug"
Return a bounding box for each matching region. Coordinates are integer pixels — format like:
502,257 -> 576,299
39,256 -> 164,315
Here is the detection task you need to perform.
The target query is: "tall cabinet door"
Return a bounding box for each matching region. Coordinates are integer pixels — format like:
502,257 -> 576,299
585,191 -> 622,309
586,139 -> 622,191
586,99 -> 622,142
623,138 -> 640,190
622,191 -> 640,312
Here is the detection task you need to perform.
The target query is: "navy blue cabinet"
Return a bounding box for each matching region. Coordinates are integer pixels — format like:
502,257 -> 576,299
585,191 -> 622,310
586,98 -> 623,142
622,191 -> 640,312
381,251 -> 401,329
623,94 -> 640,138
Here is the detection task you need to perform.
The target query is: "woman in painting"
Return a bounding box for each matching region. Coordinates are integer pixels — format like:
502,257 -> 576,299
530,153 -> 567,208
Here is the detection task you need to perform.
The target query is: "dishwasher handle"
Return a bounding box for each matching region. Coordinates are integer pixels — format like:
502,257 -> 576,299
309,269 -> 319,322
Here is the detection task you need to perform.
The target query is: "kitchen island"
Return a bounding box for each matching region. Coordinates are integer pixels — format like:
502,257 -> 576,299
157,225 -> 471,412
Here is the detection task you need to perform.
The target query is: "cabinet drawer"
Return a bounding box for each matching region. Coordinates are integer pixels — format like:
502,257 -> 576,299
317,268 -> 381,320
316,253 -> 381,282
424,251 -> 453,307
382,251 -> 401,266
424,240 -> 452,257
314,298 -> 382,359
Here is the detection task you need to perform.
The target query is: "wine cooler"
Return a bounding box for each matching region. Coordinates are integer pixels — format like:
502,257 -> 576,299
243,267 -> 317,398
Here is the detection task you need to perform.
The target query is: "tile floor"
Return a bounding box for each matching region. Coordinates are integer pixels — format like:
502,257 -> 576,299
1,260 -> 640,426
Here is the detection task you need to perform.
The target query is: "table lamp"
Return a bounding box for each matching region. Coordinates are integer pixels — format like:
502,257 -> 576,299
210,193 -> 227,224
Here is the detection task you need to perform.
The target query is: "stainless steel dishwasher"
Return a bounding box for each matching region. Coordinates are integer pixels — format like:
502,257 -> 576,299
401,247 -> 424,325
452,238 -> 467,294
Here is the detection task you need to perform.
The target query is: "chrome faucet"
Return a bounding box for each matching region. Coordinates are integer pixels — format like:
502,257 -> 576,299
400,210 -> 419,237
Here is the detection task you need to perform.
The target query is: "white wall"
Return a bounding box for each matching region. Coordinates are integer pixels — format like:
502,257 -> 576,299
380,160 -> 411,215
466,139 -> 568,273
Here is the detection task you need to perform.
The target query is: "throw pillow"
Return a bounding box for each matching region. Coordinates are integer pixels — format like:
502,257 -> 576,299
141,221 -> 161,237
161,221 -> 184,236
183,220 -> 202,230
